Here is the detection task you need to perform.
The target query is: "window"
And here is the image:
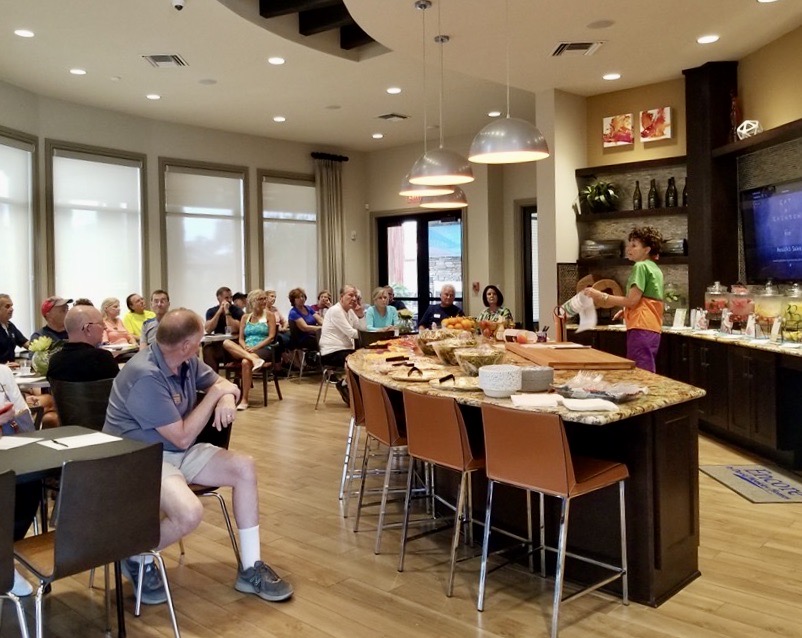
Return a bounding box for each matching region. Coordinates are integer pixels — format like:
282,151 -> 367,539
163,162 -> 246,314
260,173 -> 316,313
377,211 -> 464,319
0,130 -> 36,334
50,143 -> 144,313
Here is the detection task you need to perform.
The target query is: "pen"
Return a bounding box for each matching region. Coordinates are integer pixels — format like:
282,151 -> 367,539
51,439 -> 68,447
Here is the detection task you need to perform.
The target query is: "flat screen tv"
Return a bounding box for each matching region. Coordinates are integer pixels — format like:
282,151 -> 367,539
741,178 -> 802,284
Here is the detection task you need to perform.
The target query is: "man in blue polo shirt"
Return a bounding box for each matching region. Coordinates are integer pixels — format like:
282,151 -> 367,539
104,308 -> 293,605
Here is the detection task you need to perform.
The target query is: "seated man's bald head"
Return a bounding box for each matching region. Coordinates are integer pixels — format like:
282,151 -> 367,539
156,308 -> 204,347
65,304 -> 104,345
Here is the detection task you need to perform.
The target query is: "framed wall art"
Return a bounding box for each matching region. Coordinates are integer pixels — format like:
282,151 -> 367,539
640,107 -> 672,142
602,113 -> 633,147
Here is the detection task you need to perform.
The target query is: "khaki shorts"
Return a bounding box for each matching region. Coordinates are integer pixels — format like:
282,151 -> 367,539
162,443 -> 222,484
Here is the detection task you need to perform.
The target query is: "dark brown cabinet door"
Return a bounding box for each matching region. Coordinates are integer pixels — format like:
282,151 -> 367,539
689,340 -> 729,429
728,348 -> 777,448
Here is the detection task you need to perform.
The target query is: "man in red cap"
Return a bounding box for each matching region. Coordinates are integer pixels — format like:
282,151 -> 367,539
30,296 -> 72,343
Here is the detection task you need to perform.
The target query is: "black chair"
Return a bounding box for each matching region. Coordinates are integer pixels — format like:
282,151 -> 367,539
287,321 -> 320,378
0,470 -> 30,638
222,347 -> 283,406
14,444 -> 180,638
48,378 -> 115,430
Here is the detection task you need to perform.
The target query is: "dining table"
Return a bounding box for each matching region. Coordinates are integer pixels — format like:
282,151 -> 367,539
1,425 -> 154,637
348,342 -> 706,607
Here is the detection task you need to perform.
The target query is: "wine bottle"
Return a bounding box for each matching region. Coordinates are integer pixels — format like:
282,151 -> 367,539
682,179 -> 688,207
647,178 -> 659,209
632,180 -> 642,210
665,177 -> 678,207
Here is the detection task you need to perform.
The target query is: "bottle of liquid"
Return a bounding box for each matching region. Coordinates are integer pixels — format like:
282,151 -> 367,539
647,178 -> 659,209
665,177 -> 678,207
730,91 -> 740,143
682,178 -> 688,207
632,180 -> 642,210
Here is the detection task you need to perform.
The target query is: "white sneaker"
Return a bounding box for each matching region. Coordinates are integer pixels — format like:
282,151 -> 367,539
236,401 -> 249,411
11,568 -> 33,597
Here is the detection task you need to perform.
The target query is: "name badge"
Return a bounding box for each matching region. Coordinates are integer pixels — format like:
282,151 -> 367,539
172,393 -> 182,405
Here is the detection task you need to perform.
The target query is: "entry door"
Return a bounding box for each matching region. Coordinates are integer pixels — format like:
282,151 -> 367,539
377,211 -> 463,320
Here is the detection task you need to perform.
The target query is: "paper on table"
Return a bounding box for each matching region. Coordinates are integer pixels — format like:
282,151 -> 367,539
510,394 -> 562,408
38,432 -> 122,451
0,436 -> 41,450
562,398 -> 619,412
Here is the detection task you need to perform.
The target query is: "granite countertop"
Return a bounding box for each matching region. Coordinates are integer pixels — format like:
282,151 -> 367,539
570,323 -> 802,357
348,346 -> 705,427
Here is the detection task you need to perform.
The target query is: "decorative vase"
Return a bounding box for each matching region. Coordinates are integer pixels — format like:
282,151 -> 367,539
31,350 -> 51,376
397,317 -> 414,335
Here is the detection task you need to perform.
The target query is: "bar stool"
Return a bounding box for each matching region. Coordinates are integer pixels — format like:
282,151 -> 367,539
315,364 -> 343,409
478,404 -> 629,638
353,377 -> 410,554
340,366 -> 366,512
398,390 -> 484,596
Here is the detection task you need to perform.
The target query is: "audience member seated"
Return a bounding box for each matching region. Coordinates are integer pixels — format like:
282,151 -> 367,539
0,293 -> 28,364
319,285 -> 366,404
103,309 -> 293,605
264,289 -> 290,350
287,287 -> 322,351
310,290 -> 332,317
101,297 -> 139,347
365,286 -> 398,331
122,293 -> 155,339
232,292 -> 247,311
0,363 -> 41,597
477,284 -> 513,325
385,286 -> 407,311
236,289 -> 279,410
48,305 -> 120,382
417,284 -> 463,328
140,290 -> 171,348
73,297 -> 94,306
202,286 -> 245,369
30,296 -> 72,342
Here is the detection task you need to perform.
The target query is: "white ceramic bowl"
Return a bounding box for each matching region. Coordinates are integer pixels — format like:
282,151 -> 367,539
520,366 -> 554,392
478,364 -> 522,398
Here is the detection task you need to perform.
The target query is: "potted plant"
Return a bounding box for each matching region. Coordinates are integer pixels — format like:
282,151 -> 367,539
580,181 -> 619,213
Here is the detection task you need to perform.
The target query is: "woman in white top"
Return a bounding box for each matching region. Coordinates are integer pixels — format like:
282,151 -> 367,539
0,364 -> 39,596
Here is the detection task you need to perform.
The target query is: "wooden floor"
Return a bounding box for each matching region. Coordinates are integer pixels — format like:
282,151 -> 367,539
4,375 -> 802,637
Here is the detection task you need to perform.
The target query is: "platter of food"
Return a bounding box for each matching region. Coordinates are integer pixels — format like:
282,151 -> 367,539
428,375 -> 481,392
387,368 -> 444,382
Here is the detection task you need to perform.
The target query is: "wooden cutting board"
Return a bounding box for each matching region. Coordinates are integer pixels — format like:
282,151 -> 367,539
505,342 -> 635,369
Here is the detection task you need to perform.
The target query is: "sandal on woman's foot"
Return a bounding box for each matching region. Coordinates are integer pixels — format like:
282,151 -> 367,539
237,402 -> 249,411
253,358 -> 266,372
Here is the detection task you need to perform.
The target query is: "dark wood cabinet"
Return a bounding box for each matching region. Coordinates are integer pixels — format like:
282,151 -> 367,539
688,340 -> 729,429
596,329 -> 627,358
657,332 -> 691,382
728,348 -> 777,448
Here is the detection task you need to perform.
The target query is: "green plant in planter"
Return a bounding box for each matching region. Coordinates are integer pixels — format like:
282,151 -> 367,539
580,181 -> 619,212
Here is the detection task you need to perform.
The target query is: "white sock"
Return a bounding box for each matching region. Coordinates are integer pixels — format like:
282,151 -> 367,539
238,525 -> 261,569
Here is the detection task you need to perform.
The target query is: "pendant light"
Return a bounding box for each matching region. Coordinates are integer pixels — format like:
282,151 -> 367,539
469,0 -> 550,164
408,2 -> 474,186
420,186 -> 468,209
399,1 -> 455,198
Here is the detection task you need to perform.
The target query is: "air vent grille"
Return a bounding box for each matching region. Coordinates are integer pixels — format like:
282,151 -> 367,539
142,54 -> 188,68
377,113 -> 410,122
551,41 -> 604,57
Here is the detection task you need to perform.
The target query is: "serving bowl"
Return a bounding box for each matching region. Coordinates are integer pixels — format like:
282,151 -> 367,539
519,366 -> 554,392
453,347 -> 505,376
478,364 -> 522,398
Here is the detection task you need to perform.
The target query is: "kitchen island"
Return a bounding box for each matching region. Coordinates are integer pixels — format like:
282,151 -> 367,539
348,345 -> 706,606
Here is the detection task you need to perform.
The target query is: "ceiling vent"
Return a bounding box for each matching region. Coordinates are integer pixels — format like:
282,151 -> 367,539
550,41 -> 604,57
142,54 -> 188,68
377,112 -> 410,122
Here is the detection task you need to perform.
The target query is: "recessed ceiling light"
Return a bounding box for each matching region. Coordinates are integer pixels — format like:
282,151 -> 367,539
697,34 -> 720,44
146,94 -> 161,100
199,78 -> 217,85
267,57 -> 285,65
757,0 -> 779,4
587,20 -> 614,29
487,110 -> 502,118
372,133 -> 384,139
602,73 -> 621,81
325,105 -> 341,110
14,29 -> 35,38
386,87 -> 402,95
273,116 -> 286,123
70,68 -> 87,76
110,76 -> 121,82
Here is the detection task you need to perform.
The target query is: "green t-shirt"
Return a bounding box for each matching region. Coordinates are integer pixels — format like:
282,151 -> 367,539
626,259 -> 664,300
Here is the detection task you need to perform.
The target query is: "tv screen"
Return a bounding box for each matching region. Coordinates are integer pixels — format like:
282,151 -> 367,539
741,179 -> 802,284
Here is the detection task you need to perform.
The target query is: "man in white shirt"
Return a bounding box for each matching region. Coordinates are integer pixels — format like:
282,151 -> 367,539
319,285 -> 366,404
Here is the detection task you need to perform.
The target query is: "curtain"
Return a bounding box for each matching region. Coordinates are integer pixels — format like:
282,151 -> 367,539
314,156 -> 345,295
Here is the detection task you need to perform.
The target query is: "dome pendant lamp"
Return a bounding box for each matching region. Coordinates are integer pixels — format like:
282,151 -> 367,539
408,3 -> 473,187
420,186 -> 468,209
399,2 -> 455,198
469,0 -> 549,164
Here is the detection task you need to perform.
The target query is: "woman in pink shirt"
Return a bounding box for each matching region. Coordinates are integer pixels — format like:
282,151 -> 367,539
101,297 -> 139,346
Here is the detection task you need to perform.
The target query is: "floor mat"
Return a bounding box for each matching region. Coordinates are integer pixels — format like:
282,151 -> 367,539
700,465 -> 802,503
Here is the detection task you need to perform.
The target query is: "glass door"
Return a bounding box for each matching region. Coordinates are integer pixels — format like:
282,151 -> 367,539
377,211 -> 463,322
